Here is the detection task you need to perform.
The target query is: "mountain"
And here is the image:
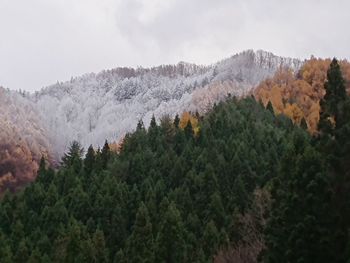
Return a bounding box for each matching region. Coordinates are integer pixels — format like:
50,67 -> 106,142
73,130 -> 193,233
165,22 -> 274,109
0,50 -> 302,192
32,50 -> 302,156
0,96 -> 301,262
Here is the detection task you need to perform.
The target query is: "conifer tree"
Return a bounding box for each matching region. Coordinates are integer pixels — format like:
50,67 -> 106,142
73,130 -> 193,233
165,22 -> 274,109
101,140 -> 110,169
174,114 -> 180,128
136,119 -> 145,131
156,202 -> 187,263
84,144 -> 95,175
148,115 -> 159,150
266,101 -> 274,115
317,58 -> 350,261
36,156 -> 54,188
0,231 -> 13,263
15,239 -> 29,263
318,58 -> 347,137
202,220 -> 220,260
184,120 -> 194,139
126,202 -> 154,263
265,134 -> 333,263
92,229 -> 108,263
61,141 -> 84,168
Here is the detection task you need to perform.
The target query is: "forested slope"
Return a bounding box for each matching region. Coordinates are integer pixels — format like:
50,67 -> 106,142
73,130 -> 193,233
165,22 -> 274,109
0,59 -> 349,263
0,50 -> 301,193
0,96 -> 297,262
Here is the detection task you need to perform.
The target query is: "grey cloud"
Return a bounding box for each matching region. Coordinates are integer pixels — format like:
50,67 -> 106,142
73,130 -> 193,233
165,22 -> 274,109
0,0 -> 349,91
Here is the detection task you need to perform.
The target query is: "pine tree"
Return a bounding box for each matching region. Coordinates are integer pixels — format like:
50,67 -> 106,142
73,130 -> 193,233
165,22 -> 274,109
318,58 -> 347,136
92,229 -> 108,263
232,175 -> 248,213
174,114 -> 180,129
0,231 -> 12,263
36,156 -> 47,184
208,192 -> 226,227
61,141 -> 84,168
126,202 -> 154,263
148,115 -> 159,150
265,135 -> 333,263
317,58 -> 350,261
84,144 -> 95,174
136,119 -> 145,131
266,101 -> 274,115
149,115 -> 157,129
156,202 -> 187,263
15,239 -> 29,263
184,120 -> 194,139
101,140 -> 110,169
202,220 -> 220,260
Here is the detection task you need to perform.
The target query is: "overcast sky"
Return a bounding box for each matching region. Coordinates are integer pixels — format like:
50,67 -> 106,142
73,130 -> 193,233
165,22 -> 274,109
0,0 -> 349,92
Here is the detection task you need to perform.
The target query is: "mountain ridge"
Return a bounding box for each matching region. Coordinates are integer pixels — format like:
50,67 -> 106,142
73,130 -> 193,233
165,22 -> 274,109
0,49 -> 302,192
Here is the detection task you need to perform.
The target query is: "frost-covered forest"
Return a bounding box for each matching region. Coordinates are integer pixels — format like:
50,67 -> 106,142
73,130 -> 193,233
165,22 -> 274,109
2,50 -> 301,157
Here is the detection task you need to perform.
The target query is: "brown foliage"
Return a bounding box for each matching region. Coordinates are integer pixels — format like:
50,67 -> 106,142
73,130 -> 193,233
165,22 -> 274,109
214,189 -> 270,263
0,88 -> 52,193
179,112 -> 200,135
0,142 -> 39,193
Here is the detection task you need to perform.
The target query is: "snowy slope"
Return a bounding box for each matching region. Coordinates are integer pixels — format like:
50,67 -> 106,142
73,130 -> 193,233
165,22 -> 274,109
1,50 -> 302,164
27,50 -> 302,158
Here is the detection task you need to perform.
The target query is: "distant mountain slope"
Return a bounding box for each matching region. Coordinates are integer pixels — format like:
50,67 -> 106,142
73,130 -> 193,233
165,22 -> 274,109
0,88 -> 52,192
0,50 -> 302,191
32,50 -> 302,156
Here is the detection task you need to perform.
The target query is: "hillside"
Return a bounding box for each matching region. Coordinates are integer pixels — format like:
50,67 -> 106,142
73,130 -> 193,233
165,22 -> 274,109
0,96 -> 299,262
0,50 -> 301,192
0,59 -> 350,262
32,50 -> 301,156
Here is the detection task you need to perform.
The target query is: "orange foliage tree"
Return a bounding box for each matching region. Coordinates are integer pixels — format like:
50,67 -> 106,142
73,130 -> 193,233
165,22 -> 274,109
254,57 -> 350,133
179,112 -> 200,135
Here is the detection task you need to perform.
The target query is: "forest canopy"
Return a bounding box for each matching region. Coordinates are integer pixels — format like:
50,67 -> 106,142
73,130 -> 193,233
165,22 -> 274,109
0,59 -> 349,262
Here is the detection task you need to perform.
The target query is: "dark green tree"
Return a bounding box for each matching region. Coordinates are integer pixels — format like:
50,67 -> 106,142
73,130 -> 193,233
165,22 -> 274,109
84,144 -> 95,174
156,202 -> 187,263
265,136 -> 333,263
174,114 -> 180,128
184,120 -> 194,139
318,58 -> 347,137
317,58 -> 350,261
14,239 -> 29,263
101,140 -> 111,169
202,220 -> 220,260
126,202 -> 154,263
266,101 -> 274,115
61,141 -> 84,168
92,229 -> 108,263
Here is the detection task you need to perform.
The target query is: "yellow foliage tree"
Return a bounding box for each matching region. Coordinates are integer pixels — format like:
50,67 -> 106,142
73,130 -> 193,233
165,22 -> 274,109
179,112 -> 200,135
283,103 -> 304,124
255,57 -> 350,133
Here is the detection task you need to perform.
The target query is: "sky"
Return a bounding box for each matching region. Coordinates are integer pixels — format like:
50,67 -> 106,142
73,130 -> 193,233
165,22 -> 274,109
0,0 -> 349,92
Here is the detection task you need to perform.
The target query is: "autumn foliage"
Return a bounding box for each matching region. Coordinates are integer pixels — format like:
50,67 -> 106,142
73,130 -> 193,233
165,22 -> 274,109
254,57 -> 350,132
179,111 -> 200,135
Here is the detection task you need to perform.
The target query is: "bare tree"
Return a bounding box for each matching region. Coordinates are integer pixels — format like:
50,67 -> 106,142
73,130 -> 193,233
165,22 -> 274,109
214,188 -> 270,263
